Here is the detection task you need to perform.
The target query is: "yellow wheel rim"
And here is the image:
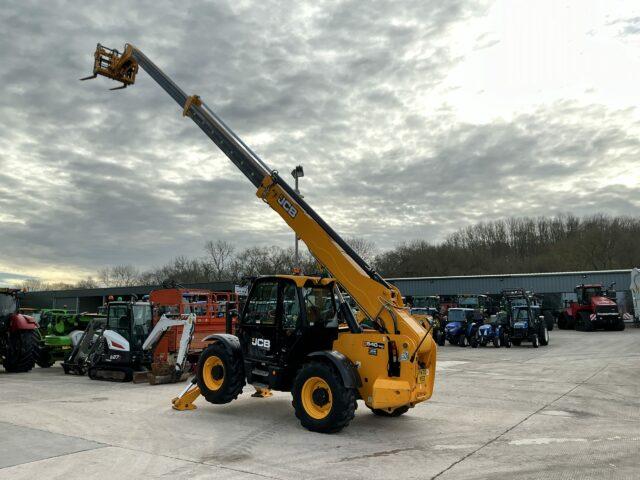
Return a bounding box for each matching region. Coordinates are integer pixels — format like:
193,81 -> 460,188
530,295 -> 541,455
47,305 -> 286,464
202,355 -> 224,391
301,376 -> 333,420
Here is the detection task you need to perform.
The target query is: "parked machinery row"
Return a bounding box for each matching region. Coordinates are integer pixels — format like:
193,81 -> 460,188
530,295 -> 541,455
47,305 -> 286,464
3,288 -> 239,382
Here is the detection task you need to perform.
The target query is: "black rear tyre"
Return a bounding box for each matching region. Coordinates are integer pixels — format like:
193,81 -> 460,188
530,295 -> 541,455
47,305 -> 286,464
292,361 -> 356,433
3,330 -> 38,373
196,342 -> 245,405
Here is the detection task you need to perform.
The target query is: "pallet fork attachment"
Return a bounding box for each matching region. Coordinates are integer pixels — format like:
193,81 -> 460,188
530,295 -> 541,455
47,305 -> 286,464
80,44 -> 138,90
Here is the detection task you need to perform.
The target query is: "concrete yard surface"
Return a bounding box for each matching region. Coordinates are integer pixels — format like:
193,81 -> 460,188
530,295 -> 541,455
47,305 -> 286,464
1,329 -> 639,479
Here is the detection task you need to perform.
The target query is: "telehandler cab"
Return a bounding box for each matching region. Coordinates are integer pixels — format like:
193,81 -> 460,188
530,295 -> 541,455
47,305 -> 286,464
84,43 -> 437,433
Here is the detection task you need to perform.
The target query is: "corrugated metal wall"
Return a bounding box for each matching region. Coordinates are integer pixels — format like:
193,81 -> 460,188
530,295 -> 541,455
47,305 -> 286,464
389,270 -> 632,296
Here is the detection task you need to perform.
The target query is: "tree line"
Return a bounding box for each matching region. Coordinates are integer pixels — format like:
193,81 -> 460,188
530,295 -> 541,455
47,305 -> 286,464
375,214 -> 640,277
18,214 -> 639,291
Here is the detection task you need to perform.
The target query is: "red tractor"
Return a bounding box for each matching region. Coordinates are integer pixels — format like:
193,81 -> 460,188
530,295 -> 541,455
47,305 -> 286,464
0,288 -> 40,372
558,284 -> 625,332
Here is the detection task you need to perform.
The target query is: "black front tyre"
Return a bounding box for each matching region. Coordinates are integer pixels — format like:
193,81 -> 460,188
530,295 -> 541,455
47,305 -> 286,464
2,330 -> 39,373
292,361 -> 356,433
196,342 -> 245,405
37,346 -> 56,368
458,335 -> 466,347
539,324 -> 549,346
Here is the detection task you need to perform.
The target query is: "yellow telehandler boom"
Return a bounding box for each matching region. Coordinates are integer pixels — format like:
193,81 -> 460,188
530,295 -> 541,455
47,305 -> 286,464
84,43 -> 436,432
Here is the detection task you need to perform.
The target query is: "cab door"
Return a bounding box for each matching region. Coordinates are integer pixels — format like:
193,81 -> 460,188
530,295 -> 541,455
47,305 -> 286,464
240,279 -> 281,362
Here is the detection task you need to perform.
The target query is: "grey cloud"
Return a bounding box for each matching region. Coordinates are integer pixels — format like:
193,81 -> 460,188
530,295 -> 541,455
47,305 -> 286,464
0,0 -> 637,283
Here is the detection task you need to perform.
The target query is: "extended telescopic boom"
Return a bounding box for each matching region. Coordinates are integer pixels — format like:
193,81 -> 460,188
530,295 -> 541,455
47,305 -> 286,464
83,43 -> 415,335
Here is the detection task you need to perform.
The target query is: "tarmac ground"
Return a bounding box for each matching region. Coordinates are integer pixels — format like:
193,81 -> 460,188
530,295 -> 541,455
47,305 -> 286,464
1,328 -> 639,479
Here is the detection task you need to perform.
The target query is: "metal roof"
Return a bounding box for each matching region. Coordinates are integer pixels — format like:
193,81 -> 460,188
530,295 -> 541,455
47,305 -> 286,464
388,269 -> 632,282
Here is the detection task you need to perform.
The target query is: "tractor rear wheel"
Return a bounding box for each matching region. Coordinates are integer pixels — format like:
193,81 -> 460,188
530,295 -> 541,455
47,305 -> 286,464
196,342 -> 245,404
3,330 -> 39,373
292,361 -> 356,433
371,405 -> 409,417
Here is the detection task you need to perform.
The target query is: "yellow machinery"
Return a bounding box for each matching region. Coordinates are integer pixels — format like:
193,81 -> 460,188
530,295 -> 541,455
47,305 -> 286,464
84,43 -> 436,432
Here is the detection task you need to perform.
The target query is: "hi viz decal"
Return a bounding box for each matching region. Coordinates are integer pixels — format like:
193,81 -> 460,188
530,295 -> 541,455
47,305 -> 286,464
277,195 -> 298,218
251,338 -> 271,350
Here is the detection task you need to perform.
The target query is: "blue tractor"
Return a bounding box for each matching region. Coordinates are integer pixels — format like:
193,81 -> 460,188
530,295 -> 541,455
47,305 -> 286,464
443,308 -> 483,347
475,311 -> 511,348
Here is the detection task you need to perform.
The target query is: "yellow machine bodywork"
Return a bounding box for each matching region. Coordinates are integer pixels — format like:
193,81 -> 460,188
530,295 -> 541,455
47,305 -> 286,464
86,43 -> 437,414
256,177 -> 436,409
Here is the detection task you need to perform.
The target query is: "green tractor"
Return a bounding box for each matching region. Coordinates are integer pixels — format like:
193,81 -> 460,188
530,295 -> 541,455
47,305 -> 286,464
37,310 -> 106,368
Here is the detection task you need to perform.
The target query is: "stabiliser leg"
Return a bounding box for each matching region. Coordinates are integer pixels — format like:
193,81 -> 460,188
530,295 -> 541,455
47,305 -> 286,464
172,378 -> 200,411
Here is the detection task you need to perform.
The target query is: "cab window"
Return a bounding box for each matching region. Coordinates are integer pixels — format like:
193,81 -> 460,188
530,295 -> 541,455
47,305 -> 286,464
302,286 -> 336,326
244,282 -> 278,325
282,282 -> 300,330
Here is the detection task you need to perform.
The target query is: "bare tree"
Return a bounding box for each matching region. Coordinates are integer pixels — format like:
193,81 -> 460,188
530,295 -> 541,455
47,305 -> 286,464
345,236 -> 378,267
204,240 -> 236,280
75,276 -> 98,289
98,265 -> 140,287
18,278 -> 47,292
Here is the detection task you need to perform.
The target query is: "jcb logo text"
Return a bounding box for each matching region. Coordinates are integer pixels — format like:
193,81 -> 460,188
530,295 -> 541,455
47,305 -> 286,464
277,196 -> 298,218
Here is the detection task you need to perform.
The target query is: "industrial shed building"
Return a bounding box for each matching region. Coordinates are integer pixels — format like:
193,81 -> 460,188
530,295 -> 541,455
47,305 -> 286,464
21,281 -> 234,312
389,269 -> 632,296
21,269 -> 635,314
389,269 -> 635,312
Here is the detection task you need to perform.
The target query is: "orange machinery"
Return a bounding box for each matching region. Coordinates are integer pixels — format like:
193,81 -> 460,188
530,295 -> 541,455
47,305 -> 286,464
149,288 -> 239,369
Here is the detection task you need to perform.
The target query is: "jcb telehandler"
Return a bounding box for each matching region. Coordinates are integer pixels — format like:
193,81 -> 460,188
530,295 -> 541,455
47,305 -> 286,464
84,43 -> 437,433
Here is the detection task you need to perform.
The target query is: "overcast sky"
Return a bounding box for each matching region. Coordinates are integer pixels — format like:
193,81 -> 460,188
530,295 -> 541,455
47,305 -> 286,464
1,0 -> 639,285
